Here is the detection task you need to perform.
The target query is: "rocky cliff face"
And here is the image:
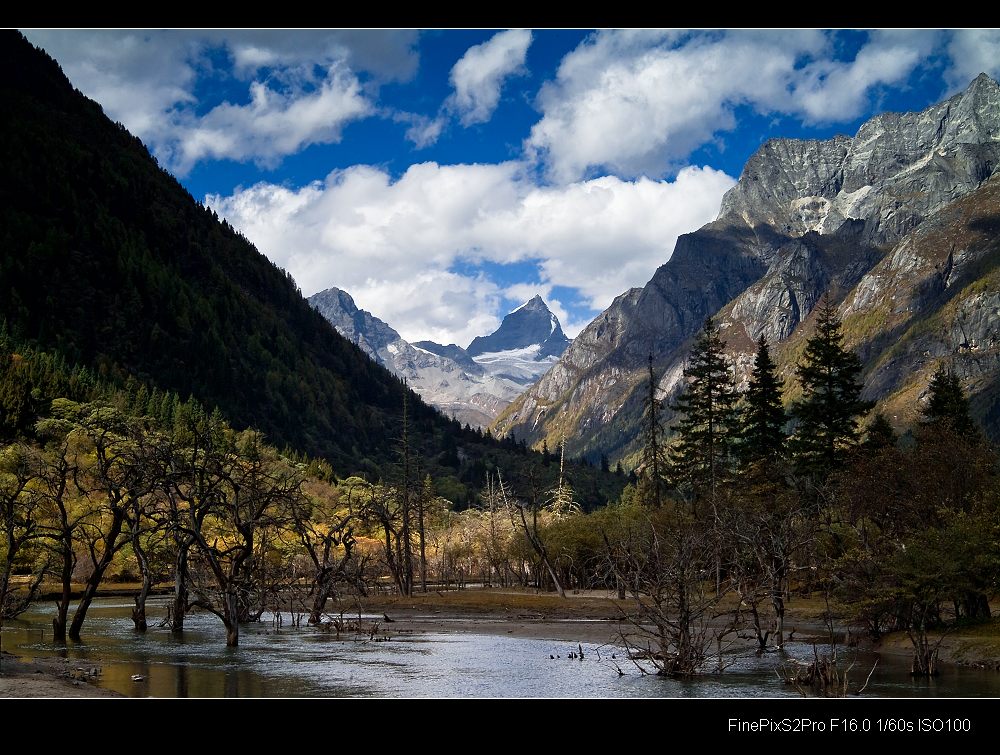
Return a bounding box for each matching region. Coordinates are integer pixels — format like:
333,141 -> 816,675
309,287 -> 403,364
833,174 -> 1000,432
309,288 -> 571,429
721,73 -> 1000,245
495,73 -> 1000,459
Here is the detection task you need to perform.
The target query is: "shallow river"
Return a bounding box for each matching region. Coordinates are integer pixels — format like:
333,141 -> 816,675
3,598 -> 999,698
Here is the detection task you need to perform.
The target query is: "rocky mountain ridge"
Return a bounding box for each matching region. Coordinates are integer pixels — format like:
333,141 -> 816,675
309,288 -> 570,428
494,73 -> 1000,461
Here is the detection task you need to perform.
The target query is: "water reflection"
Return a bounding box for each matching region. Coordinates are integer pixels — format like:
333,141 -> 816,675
2,597 -> 998,698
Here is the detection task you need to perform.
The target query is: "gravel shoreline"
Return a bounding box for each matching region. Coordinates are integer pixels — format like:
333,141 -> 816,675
0,651 -> 123,698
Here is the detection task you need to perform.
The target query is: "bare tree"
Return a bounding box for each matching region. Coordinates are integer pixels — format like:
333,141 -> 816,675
397,389 -> 415,595
609,505 -> 731,677
507,443 -> 579,597
417,474 -> 432,592
723,489 -> 815,650
362,480 -> 414,596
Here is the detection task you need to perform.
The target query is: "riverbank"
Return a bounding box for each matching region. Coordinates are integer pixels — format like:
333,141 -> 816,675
353,588 -> 1000,669
353,588 -> 633,643
2,588 -> 997,697
0,650 -> 123,698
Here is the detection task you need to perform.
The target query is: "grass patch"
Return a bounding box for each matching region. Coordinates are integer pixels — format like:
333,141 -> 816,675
355,587 -> 636,619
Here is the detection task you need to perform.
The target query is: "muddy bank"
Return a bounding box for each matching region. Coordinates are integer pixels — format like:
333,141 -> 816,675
0,651 -> 123,698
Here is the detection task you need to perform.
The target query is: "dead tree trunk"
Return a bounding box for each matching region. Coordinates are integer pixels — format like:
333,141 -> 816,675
771,555 -> 787,649
418,493 -> 427,593
518,504 -> 565,598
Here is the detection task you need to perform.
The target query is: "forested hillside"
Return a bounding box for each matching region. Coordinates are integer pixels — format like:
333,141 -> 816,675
0,32 -> 622,507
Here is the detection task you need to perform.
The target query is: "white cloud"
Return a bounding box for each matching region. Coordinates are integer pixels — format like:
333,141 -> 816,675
526,29 -> 939,182
791,30 -> 940,121
168,65 -> 372,173
207,161 -> 734,345
945,29 -> 1000,90
23,30 -> 201,140
448,29 -> 533,126
219,29 -> 420,82
23,29 -> 417,174
392,111 -> 448,149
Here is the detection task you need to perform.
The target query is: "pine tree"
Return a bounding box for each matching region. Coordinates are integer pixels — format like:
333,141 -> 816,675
547,438 -> 579,517
862,412 -> 898,452
398,387 -> 414,596
922,364 -> 977,437
638,353 -> 668,507
668,318 -> 739,510
739,335 -> 786,480
790,297 -> 872,478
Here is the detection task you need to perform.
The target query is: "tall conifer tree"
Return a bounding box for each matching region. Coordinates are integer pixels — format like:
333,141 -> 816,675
639,354 -> 668,507
739,335 -> 786,481
922,364 -> 977,437
790,297 -> 871,478
668,318 -> 739,509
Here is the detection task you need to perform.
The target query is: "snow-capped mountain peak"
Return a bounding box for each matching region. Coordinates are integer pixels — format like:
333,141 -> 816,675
467,295 -> 570,359
309,289 -> 571,428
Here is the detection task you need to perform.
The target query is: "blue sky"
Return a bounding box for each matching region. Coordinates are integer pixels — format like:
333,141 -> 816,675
23,29 -> 1000,345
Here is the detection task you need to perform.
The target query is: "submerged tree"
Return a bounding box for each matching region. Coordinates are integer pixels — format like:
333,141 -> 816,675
290,477 -> 362,625
612,505 -> 733,676
180,430 -> 302,647
159,406 -> 229,635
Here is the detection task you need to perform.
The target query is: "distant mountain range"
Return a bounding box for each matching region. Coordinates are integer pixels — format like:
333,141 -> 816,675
495,72 -> 1000,462
309,290 -> 570,428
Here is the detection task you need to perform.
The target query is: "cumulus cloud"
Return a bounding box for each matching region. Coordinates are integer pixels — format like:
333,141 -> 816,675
448,29 -> 533,126
392,111 -> 448,149
23,30 -> 201,140
526,29 -> 940,182
220,29 -> 420,82
168,65 -> 372,173
792,30 -> 941,121
23,29 -> 418,174
945,29 -> 1000,90
207,161 -> 734,344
